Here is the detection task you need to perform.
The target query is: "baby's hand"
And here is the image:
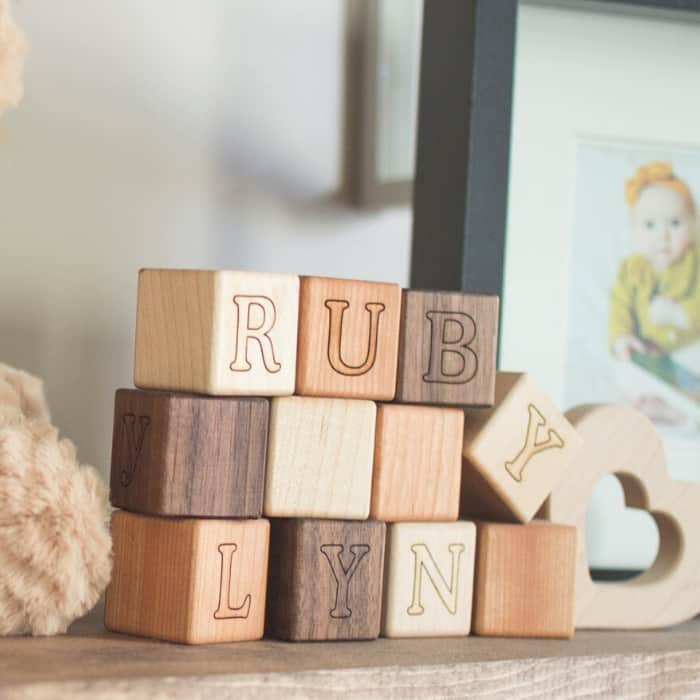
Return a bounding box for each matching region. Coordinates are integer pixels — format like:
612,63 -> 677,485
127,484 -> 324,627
613,335 -> 646,360
648,296 -> 689,329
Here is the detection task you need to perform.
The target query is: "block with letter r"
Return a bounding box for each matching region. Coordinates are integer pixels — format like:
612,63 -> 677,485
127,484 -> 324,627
395,290 -> 499,407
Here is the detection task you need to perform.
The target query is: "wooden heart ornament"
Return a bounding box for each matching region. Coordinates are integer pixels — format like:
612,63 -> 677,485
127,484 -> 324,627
545,404 -> 700,629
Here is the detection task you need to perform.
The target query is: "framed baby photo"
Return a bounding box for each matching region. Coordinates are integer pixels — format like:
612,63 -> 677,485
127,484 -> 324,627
410,0 -> 700,572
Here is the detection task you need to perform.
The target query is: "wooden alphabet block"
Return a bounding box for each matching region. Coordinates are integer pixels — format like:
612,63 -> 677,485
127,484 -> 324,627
395,290 -> 499,407
381,521 -> 476,638
295,276 -> 402,400
460,372 -> 583,523
104,511 -> 269,644
266,519 -> 386,641
370,404 -> 463,521
264,396 -> 376,519
110,389 -> 269,517
472,521 -> 577,638
134,268 -> 299,395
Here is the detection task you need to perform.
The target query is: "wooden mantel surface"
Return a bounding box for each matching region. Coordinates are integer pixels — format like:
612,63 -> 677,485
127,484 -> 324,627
1,606 -> 699,699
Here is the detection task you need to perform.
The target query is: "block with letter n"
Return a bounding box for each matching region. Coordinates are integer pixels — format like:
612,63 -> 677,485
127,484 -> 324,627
381,521 -> 476,638
395,290 -> 499,407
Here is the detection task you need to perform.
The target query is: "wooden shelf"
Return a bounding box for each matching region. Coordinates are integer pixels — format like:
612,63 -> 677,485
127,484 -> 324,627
2,606 -> 699,699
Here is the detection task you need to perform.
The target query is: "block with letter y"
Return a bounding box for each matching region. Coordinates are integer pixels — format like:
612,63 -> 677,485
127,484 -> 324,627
381,522 -> 476,638
134,268 -> 299,395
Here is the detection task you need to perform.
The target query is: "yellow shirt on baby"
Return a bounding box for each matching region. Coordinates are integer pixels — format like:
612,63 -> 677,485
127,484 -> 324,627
609,245 -> 700,353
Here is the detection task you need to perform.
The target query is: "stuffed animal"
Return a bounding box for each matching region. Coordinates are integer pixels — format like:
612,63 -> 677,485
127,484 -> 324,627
0,365 -> 112,635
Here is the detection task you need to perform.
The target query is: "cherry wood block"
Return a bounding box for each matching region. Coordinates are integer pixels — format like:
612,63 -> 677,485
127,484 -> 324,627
105,511 -> 270,644
295,276 -> 402,400
370,404 -> 463,522
472,521 -> 577,639
395,290 -> 499,407
266,519 -> 386,641
460,372 -> 583,523
110,389 -> 269,517
263,396 -> 376,519
382,521 -> 476,638
134,268 -> 299,396
546,404 -> 700,629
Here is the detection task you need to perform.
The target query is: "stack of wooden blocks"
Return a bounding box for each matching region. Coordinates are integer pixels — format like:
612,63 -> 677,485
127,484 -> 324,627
105,269 -> 585,644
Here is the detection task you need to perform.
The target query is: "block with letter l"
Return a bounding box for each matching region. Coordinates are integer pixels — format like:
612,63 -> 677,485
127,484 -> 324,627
134,268 -> 299,395
381,521 -> 476,638
266,519 -> 386,641
395,290 -> 499,407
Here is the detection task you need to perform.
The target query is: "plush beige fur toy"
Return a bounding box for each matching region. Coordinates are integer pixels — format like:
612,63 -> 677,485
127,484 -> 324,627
0,364 -> 112,635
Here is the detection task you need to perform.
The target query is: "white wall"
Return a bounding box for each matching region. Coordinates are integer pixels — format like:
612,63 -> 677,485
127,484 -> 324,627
0,1 -> 412,476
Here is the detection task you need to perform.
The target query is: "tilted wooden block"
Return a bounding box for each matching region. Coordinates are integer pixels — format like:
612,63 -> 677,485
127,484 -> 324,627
295,276 -> 402,400
134,268 -> 299,395
395,290 -> 499,407
382,521 -> 476,638
266,519 -> 386,641
105,511 -> 269,644
472,521 -> 577,638
370,404 -> 463,522
460,372 -> 583,523
263,396 -> 376,519
546,404 -> 700,629
110,389 -> 269,517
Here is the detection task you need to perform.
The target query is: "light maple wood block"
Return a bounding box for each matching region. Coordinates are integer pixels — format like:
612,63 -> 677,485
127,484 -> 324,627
545,404 -> 700,629
395,290 -> 499,407
267,519 -> 386,641
370,404 -> 463,521
472,521 -> 577,639
460,372 -> 583,523
134,268 -> 299,395
295,276 -> 402,400
104,511 -> 269,644
263,396 -> 376,519
382,521 -> 476,638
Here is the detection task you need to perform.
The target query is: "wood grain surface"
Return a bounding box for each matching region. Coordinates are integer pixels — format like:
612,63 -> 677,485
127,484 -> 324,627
394,290 -> 499,407
295,276 -> 402,400
134,269 -> 299,396
105,512 -> 269,644
370,404 -> 463,521
382,521 -> 476,638
110,389 -> 269,517
2,606 -> 699,699
545,404 -> 700,629
461,372 -> 584,523
472,521 -> 577,639
267,519 -> 386,641
263,396 -> 376,519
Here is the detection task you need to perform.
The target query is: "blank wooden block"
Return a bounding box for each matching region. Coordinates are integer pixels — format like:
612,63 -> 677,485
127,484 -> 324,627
472,521 -> 577,638
382,522 -> 476,638
370,404 -> 463,521
105,511 -> 269,644
395,290 -> 499,407
134,268 -> 299,395
110,389 -> 269,517
295,276 -> 402,400
461,372 -> 583,523
267,519 -> 386,641
264,396 -> 376,519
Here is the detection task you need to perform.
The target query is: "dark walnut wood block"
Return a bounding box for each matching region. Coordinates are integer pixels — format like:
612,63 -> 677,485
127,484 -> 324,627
110,389 -> 269,517
395,290 -> 499,407
267,519 -> 386,641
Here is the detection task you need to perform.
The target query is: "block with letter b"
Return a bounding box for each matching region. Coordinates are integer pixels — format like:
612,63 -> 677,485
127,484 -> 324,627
134,268 -> 299,395
381,521 -> 476,638
395,290 -> 499,407
266,519 -> 386,640
295,276 -> 402,400
461,372 -> 584,523
104,511 -> 270,644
